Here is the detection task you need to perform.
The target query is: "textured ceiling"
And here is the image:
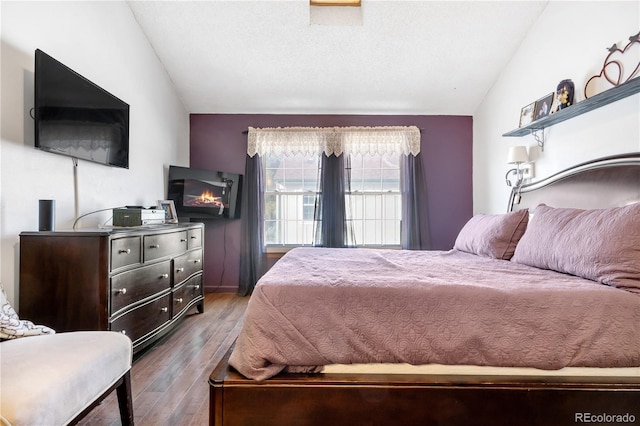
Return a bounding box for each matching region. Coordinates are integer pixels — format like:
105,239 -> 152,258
128,1 -> 548,115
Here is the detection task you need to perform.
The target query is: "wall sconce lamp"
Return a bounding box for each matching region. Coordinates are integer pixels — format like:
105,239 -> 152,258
505,145 -> 529,187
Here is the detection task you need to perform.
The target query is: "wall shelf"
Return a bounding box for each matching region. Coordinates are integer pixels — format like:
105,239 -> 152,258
503,77 -> 640,137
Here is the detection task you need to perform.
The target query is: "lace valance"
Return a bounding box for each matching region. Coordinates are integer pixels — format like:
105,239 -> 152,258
247,126 -> 421,157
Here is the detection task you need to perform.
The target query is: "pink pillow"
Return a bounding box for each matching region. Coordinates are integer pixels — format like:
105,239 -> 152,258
512,203 -> 640,292
454,209 -> 528,260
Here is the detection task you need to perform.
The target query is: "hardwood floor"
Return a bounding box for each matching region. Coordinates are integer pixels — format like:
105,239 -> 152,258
78,293 -> 249,426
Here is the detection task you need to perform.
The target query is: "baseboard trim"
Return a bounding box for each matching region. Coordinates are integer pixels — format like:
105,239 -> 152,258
205,284 -> 237,294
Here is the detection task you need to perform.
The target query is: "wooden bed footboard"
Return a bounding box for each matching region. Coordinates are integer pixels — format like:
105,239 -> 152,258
209,344 -> 640,426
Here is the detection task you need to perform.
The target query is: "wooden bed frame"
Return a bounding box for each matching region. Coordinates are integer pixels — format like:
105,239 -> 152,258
209,153 -> 640,426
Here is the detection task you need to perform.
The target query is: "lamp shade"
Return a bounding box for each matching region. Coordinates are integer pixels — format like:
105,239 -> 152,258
507,146 -> 529,164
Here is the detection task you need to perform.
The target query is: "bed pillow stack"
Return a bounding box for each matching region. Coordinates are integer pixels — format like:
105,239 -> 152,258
511,202 -> 640,292
453,209 -> 529,260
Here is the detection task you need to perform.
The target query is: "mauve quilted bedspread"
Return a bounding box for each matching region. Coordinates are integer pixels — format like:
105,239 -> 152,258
229,247 -> 640,381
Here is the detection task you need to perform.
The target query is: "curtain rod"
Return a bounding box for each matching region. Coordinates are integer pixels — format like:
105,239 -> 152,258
241,127 -> 424,134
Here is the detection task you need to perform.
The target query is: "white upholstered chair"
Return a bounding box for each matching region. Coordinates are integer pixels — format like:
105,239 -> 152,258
0,331 -> 133,425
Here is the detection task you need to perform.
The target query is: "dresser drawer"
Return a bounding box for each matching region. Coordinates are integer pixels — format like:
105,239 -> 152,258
110,261 -> 172,315
111,236 -> 142,270
110,293 -> 171,345
143,231 -> 188,262
174,249 -> 203,284
187,228 -> 202,249
172,274 -> 203,318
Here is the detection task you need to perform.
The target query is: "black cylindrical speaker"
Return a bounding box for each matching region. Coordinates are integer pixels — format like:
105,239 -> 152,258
39,199 -> 55,231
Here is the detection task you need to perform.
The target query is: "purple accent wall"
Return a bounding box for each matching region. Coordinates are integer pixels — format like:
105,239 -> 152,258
190,114 -> 472,293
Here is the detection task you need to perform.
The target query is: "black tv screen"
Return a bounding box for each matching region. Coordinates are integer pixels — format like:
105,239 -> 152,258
34,49 -> 130,169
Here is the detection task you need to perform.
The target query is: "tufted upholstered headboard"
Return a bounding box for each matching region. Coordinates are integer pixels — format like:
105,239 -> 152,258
509,153 -> 640,212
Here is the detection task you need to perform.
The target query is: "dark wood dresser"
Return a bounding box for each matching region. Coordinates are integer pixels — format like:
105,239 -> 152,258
19,223 -> 204,353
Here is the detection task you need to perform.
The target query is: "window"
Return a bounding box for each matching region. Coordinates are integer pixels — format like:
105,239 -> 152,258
264,153 -> 319,246
347,153 -> 401,246
264,153 -> 401,247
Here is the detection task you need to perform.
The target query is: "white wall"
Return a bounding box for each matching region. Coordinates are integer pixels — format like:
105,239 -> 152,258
474,1 -> 640,214
1,1 -> 190,305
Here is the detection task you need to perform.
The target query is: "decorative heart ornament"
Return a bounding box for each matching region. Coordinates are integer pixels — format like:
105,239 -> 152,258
584,33 -> 640,99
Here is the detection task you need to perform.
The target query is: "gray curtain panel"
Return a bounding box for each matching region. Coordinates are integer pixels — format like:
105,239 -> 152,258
238,154 -> 266,296
313,154 -> 355,248
401,153 -> 429,250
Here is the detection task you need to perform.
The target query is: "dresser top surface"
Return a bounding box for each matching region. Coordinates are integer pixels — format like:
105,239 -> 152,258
20,222 -> 204,238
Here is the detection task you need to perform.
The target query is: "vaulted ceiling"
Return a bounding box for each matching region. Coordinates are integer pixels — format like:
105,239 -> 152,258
128,1 -> 548,115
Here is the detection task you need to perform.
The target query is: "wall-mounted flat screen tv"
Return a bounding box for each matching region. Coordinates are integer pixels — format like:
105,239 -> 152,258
34,49 -> 130,169
168,165 -> 243,220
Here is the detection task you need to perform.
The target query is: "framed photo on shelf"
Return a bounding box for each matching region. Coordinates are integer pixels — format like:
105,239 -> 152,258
157,200 -> 178,224
519,102 -> 535,127
533,93 -> 554,120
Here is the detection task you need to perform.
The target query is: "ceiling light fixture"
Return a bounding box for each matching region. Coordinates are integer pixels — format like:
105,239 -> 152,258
310,0 -> 361,6
310,0 -> 362,25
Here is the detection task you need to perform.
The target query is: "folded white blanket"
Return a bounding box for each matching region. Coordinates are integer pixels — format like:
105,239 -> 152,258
1,285 -> 54,340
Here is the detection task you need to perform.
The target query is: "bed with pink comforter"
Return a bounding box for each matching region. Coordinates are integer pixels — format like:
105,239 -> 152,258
212,156 -> 640,426
230,245 -> 640,381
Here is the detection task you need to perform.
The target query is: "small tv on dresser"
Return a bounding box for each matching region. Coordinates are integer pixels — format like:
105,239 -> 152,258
168,165 -> 243,221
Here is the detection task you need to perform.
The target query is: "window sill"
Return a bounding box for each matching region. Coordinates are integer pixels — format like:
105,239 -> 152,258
265,244 -> 401,254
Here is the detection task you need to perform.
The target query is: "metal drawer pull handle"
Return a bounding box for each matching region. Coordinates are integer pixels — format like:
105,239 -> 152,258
160,273 -> 169,279
180,239 -> 187,242
118,248 -> 131,254
193,259 -> 201,264
175,298 -> 183,303
190,236 -> 197,239
161,307 -> 168,313
149,244 -> 160,249
116,288 -> 127,295
120,330 -> 127,335
176,267 -> 185,272
193,284 -> 200,290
